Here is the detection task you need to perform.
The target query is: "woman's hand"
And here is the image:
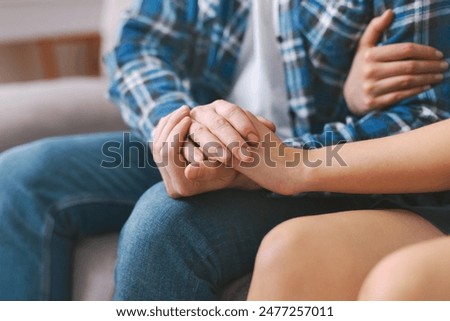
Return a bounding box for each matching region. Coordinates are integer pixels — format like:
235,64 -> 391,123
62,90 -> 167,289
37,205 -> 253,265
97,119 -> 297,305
344,10 -> 448,115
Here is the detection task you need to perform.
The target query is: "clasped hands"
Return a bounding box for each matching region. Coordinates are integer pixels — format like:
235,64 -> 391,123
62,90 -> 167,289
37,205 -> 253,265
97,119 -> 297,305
152,100 -> 289,198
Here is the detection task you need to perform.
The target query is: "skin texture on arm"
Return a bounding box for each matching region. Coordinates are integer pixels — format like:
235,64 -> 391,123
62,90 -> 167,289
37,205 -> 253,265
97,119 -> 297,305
217,114 -> 450,195
302,118 -> 450,194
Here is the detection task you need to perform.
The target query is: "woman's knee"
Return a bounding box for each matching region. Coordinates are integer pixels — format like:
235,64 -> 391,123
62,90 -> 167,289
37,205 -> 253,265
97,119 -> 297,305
253,218 -> 310,277
254,214 -> 361,272
249,211 -> 396,300
252,214 -> 359,288
359,237 -> 449,300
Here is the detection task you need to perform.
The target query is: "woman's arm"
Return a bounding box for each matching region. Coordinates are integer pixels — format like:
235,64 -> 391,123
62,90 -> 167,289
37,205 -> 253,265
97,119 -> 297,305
229,114 -> 450,195
301,119 -> 450,194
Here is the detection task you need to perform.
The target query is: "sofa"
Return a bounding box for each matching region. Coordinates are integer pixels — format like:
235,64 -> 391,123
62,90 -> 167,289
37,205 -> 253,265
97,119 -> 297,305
0,0 -> 249,300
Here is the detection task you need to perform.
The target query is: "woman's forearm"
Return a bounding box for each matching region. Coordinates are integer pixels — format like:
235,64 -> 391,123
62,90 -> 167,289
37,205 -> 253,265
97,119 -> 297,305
299,119 -> 450,194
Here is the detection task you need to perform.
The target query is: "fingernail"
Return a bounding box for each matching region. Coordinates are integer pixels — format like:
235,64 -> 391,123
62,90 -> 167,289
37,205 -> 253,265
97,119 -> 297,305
435,74 -> 444,80
247,132 -> 259,143
436,51 -> 444,58
441,61 -> 449,69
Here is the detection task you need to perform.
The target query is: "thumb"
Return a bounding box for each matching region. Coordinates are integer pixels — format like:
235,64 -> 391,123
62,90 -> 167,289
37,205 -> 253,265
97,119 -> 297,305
185,161 -> 226,181
359,9 -> 394,48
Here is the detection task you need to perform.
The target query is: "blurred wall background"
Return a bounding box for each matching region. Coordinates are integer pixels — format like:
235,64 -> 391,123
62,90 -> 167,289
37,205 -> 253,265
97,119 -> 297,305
0,42 -> 96,83
0,0 -> 104,83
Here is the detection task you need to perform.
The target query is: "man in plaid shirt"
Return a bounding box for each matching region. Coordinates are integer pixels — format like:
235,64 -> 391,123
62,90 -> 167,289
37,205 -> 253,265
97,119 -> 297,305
0,0 -> 448,300
107,0 -> 449,146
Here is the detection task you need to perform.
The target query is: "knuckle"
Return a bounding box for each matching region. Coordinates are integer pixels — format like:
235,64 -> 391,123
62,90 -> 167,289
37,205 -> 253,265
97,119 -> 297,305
221,104 -> 241,118
364,50 -> 375,62
363,65 -> 376,79
392,93 -> 403,102
191,105 -> 205,116
213,99 -> 226,106
177,186 -> 192,198
404,61 -> 416,74
211,117 -> 228,130
190,107 -> 198,117
167,189 -> 181,199
400,76 -> 414,88
363,96 -> 376,110
362,82 -> 374,94
194,125 -> 207,134
401,43 -> 415,57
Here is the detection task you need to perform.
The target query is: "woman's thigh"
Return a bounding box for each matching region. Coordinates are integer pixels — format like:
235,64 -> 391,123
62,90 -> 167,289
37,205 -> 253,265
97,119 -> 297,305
248,209 -> 444,300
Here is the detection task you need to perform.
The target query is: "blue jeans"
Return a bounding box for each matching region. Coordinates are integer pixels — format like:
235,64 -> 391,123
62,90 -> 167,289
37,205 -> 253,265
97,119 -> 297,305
0,132 -> 362,300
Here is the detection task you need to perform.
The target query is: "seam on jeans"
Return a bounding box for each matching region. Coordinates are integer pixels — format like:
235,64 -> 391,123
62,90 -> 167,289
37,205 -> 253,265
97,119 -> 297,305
52,195 -> 137,212
41,207 -> 55,300
40,195 -> 137,300
183,221 -> 257,299
208,237 -> 259,296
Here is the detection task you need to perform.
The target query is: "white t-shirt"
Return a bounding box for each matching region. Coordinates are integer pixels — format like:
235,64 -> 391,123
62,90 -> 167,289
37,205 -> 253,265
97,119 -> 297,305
227,0 -> 291,140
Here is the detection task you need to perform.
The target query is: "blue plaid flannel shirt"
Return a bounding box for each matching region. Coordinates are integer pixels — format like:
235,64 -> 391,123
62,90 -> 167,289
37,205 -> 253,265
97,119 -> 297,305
106,0 -> 450,148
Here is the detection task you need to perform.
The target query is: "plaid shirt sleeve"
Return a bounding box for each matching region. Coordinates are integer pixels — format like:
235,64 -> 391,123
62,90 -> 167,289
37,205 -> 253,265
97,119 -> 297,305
286,0 -> 450,149
105,0 -> 198,142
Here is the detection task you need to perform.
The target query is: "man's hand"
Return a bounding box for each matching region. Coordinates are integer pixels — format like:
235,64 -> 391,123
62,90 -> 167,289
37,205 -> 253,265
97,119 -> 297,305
188,100 -> 275,163
152,106 -> 259,198
344,9 -> 448,115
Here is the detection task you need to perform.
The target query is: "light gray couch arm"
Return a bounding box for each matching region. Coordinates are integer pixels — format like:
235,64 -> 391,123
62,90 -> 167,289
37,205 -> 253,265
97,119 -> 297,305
0,76 -> 126,152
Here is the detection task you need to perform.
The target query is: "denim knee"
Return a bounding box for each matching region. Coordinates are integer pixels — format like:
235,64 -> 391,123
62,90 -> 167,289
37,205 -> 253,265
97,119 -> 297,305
1,138 -> 77,218
0,139 -> 67,299
0,140 -> 55,214
114,183 -> 220,300
116,181 -> 215,270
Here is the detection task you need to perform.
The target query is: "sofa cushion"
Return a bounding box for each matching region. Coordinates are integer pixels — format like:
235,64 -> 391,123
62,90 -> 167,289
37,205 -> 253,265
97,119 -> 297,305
0,77 -> 126,152
73,233 -> 118,300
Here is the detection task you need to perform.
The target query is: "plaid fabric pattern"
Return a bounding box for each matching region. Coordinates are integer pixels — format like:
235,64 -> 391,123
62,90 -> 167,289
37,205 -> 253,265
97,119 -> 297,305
106,0 -> 450,147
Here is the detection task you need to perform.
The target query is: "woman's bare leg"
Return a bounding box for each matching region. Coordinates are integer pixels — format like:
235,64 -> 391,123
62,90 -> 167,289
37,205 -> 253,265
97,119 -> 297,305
247,210 -> 443,300
359,236 -> 450,300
